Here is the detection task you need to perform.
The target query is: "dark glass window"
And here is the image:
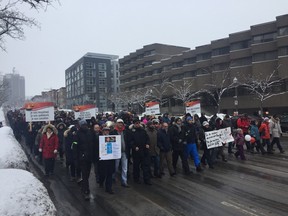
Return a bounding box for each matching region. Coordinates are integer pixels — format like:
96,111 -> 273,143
230,40 -> 251,51
253,51 -> 277,62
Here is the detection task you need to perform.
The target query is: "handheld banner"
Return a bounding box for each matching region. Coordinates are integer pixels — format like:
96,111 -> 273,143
99,135 -> 121,160
24,102 -> 54,122
185,100 -> 201,116
205,127 -> 234,149
73,104 -> 98,120
145,101 -> 160,115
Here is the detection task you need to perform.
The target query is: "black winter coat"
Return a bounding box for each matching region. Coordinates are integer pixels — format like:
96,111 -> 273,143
157,129 -> 172,152
182,123 -> 198,144
129,126 -> 150,153
169,124 -> 184,151
74,126 -> 98,163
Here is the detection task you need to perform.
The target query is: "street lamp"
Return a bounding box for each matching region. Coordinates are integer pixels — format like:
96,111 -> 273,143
233,77 -> 238,115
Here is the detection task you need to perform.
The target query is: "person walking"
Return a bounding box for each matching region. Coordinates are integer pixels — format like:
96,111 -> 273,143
182,116 -> 202,172
259,117 -> 272,154
169,118 -> 190,174
39,124 -> 59,176
111,119 -> 130,188
199,121 -> 214,169
270,115 -> 285,153
73,119 -> 98,200
157,122 -> 176,177
249,120 -> 266,155
129,118 -> 152,185
234,129 -> 246,160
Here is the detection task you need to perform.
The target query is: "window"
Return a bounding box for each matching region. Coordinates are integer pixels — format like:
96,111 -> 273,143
184,71 -> 196,78
252,32 -> 277,44
99,79 -> 106,85
86,79 -> 95,85
98,63 -> 107,70
86,86 -> 93,93
86,70 -> 93,77
183,57 -> 196,65
197,52 -> 211,61
99,71 -> 106,78
196,68 -> 209,75
231,40 -> 251,51
212,47 -> 230,56
172,61 -> 183,68
278,26 -> 288,36
214,63 -> 230,71
86,62 -> 93,69
279,46 -> 288,56
231,57 -> 252,67
253,51 -> 278,62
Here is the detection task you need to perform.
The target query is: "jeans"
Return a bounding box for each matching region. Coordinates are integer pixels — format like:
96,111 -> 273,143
115,152 -> 128,184
150,155 -> 160,176
185,143 -> 200,167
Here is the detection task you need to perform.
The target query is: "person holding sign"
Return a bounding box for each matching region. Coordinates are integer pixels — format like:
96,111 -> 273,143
199,121 -> 214,169
39,124 -> 59,176
99,127 -> 115,194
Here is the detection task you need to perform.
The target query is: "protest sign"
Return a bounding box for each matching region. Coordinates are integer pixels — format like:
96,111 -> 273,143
145,101 -> 160,115
73,104 -> 98,120
185,101 -> 201,116
99,135 -> 121,160
24,102 -> 54,122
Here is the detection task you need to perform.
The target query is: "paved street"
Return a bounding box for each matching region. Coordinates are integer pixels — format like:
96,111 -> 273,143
24,138 -> 288,216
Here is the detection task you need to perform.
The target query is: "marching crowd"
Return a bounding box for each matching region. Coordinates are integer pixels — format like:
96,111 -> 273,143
6,109 -> 285,200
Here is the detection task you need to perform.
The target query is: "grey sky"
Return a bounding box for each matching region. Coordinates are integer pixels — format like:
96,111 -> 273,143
1,0 -> 288,96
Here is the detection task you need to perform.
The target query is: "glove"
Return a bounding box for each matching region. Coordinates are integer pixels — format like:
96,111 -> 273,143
38,148 -> 42,152
54,149 -> 58,154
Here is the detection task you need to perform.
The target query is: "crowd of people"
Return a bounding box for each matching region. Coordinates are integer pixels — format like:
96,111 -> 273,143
6,109 -> 285,200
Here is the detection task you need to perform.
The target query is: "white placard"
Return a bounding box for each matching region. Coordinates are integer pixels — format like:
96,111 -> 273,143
25,107 -> 54,122
205,130 -> 222,149
218,127 -> 234,144
186,101 -> 201,116
99,135 -> 121,160
205,127 -> 234,149
145,104 -> 160,115
74,108 -> 98,120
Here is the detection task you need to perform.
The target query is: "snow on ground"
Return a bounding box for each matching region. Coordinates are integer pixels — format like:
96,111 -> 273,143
0,169 -> 56,216
0,126 -> 29,170
0,107 -> 57,216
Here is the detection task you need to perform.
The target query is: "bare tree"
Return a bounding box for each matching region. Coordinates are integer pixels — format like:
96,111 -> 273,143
150,76 -> 171,106
132,89 -> 153,112
200,69 -> 236,113
0,0 -> 57,50
170,80 -> 200,110
107,92 -> 123,112
242,65 -> 287,116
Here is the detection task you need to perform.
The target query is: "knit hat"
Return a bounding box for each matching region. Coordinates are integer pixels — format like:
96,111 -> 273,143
186,116 -> 193,121
79,119 -> 87,126
116,119 -> 124,124
264,117 -> 270,122
202,121 -> 209,127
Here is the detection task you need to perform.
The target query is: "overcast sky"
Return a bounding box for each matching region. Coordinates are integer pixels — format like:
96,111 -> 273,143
1,0 -> 288,97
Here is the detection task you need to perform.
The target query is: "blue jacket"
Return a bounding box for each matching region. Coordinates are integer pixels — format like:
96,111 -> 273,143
249,125 -> 260,141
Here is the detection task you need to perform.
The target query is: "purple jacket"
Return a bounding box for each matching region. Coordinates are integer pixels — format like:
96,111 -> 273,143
235,133 -> 245,146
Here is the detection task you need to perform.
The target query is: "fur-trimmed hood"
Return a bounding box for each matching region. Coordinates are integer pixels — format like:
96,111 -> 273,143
42,124 -> 58,135
57,122 -> 67,129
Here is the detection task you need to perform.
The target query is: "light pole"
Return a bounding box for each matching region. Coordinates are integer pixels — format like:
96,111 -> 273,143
233,77 -> 238,115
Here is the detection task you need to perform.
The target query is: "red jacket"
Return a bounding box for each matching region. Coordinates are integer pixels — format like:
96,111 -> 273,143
237,117 -> 250,134
40,132 -> 59,159
258,122 -> 270,140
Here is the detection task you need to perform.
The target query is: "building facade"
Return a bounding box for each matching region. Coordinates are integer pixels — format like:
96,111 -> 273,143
119,15 -> 288,115
3,70 -> 25,108
65,53 -> 119,111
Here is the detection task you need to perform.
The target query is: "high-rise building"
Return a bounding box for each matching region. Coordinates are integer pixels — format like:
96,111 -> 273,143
3,69 -> 25,107
65,53 -> 119,111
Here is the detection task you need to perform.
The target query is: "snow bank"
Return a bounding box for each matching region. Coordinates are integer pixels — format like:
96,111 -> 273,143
0,107 -> 6,126
0,169 -> 56,216
0,126 -> 29,170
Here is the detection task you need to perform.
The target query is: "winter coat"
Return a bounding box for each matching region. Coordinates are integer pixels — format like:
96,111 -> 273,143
129,125 -> 150,153
182,122 -> 198,144
146,127 -> 159,156
237,117 -> 250,134
269,117 -> 282,138
249,125 -> 260,141
39,125 -> 59,159
235,133 -> 245,146
110,126 -> 131,158
73,126 -> 98,163
64,126 -> 78,163
157,129 -> 172,152
169,124 -> 184,151
259,122 -> 270,140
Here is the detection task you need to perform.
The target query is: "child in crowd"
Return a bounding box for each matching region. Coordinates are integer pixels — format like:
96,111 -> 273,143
234,128 -> 246,160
